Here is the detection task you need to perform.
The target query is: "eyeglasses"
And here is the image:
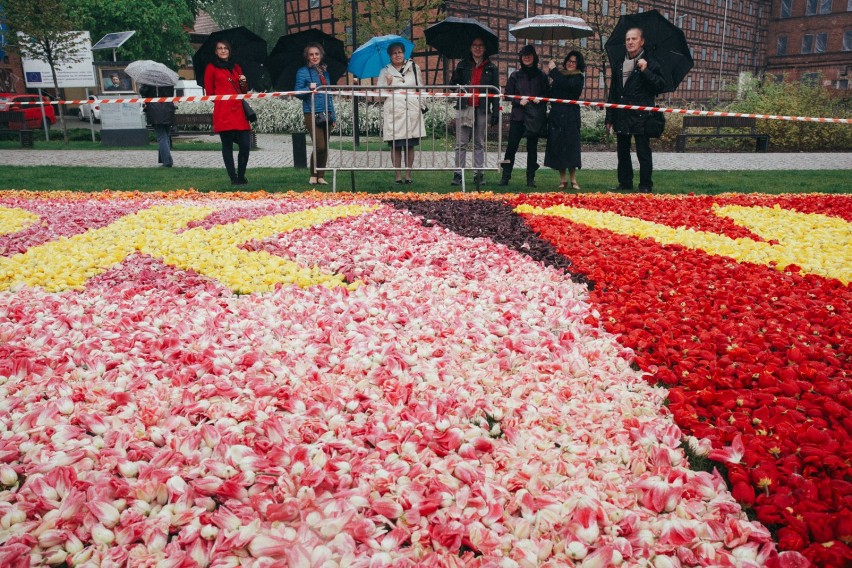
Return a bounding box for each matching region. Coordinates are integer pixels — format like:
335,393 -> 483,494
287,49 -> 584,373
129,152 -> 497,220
471,43 -> 485,48
216,47 -> 229,51
567,59 -> 578,64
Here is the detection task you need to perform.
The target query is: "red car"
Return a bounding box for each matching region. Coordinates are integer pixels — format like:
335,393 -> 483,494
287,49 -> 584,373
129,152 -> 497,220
0,93 -> 57,129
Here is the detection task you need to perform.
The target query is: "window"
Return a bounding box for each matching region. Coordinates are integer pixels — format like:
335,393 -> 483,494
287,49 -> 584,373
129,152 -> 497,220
716,22 -> 720,34
781,0 -> 792,17
678,15 -> 685,28
687,76 -> 693,89
777,35 -> 787,55
750,3 -> 754,14
535,0 -> 542,4
621,4 -> 627,14
602,0 -> 609,15
559,0 -> 567,6
806,0 -> 818,13
582,0 -> 588,11
836,78 -> 849,88
580,37 -> 588,48
713,49 -> 719,61
815,32 -> 827,52
820,0 -> 832,12
802,72 -> 819,85
691,17 -> 697,30
704,20 -> 709,32
845,30 -> 852,50
802,34 -> 814,53
702,47 -> 707,59
309,0 -> 319,7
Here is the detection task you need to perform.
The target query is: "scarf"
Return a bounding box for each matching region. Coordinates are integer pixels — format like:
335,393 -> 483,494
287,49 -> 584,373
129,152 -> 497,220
558,69 -> 583,77
622,49 -> 644,86
213,57 -> 235,71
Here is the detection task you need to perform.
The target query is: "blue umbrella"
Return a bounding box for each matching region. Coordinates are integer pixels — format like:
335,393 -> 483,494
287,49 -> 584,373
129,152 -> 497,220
348,35 -> 414,79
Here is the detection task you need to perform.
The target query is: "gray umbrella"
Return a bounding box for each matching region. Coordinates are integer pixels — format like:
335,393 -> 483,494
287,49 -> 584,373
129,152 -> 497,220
510,15 -> 594,41
125,60 -> 180,87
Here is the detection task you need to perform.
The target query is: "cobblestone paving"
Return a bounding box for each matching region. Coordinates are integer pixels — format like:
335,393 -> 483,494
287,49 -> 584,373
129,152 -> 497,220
1,133 -> 849,170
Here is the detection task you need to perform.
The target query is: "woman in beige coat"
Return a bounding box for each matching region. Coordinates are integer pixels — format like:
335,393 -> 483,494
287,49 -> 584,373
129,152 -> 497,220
378,42 -> 426,184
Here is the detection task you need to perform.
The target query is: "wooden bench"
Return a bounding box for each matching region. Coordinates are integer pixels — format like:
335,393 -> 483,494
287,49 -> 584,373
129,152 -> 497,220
675,115 -> 769,153
159,113 -> 257,148
0,111 -> 35,147
172,113 -> 214,135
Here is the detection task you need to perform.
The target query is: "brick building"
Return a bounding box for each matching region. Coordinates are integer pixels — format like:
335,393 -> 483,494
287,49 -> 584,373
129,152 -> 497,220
280,0 -> 848,102
763,0 -> 852,89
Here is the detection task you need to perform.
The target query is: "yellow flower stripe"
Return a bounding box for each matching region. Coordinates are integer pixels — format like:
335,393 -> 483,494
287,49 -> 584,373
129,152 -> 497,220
515,204 -> 851,284
0,206 -> 39,235
0,204 -> 378,293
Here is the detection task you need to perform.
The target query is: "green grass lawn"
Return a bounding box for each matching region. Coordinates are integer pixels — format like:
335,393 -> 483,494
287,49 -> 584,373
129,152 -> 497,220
0,166 -> 847,194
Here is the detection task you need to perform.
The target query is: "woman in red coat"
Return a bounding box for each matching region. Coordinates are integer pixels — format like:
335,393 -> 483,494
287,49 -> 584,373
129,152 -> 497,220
204,40 -> 252,185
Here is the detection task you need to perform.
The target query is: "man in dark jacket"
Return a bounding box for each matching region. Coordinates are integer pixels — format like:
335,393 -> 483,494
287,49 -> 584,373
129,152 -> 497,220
605,27 -> 667,192
140,84 -> 176,168
450,37 -> 500,186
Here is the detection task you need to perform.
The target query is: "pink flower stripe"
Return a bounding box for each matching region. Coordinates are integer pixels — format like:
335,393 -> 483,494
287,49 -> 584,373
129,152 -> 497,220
0,195 -> 801,566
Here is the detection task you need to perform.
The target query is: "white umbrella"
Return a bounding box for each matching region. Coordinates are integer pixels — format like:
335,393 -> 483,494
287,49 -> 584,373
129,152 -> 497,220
510,14 -> 594,41
125,60 -> 180,87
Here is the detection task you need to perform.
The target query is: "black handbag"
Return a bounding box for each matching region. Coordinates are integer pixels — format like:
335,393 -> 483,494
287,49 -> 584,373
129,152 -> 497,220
523,103 -> 547,138
242,100 -> 257,123
314,113 -> 327,126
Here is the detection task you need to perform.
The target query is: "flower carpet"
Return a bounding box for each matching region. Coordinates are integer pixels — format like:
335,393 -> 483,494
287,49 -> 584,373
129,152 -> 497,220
0,190 -> 849,567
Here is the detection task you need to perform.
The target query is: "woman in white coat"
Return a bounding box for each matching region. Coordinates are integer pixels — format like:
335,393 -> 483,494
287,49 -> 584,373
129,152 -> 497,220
378,42 -> 426,184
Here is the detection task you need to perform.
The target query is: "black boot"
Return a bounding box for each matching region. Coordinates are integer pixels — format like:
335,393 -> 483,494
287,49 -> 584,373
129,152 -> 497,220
526,164 -> 539,188
236,152 -> 249,185
498,165 -> 511,186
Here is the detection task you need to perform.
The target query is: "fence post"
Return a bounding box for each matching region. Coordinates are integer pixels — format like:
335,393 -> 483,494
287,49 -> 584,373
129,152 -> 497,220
292,132 -> 308,168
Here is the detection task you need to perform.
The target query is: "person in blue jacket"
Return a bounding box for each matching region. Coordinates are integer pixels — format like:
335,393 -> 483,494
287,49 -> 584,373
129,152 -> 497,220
295,42 -> 337,185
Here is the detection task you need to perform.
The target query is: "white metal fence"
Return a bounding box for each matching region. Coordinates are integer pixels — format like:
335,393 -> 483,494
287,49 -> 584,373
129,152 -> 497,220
307,85 -> 504,191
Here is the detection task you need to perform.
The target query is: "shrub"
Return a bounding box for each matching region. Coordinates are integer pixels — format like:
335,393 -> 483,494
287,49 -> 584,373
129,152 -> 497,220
726,76 -> 852,151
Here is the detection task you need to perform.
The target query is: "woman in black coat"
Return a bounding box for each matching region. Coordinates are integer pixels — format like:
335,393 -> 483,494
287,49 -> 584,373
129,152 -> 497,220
499,45 -> 549,188
544,51 -> 585,190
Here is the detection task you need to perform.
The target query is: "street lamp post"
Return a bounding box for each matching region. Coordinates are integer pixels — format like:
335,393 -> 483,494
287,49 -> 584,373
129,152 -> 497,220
718,0 -> 729,101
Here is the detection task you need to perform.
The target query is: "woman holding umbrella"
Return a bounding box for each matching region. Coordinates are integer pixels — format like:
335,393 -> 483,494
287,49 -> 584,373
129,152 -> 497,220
295,42 -> 336,185
204,40 -> 252,185
378,41 -> 426,184
544,51 -> 585,190
449,36 -> 500,187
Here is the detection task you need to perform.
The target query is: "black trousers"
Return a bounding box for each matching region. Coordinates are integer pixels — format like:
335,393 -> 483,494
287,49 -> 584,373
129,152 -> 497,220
616,133 -> 653,188
502,120 -> 540,176
219,130 -> 251,181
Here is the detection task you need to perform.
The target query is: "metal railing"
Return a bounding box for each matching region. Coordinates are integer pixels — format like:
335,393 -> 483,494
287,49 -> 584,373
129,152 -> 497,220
307,84 -> 503,192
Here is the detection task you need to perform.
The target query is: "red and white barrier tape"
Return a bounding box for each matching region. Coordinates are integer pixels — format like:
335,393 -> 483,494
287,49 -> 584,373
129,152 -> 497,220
14,89 -> 850,124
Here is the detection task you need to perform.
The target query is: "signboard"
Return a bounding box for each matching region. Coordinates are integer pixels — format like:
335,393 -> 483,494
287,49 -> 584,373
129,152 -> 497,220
20,31 -> 96,88
99,99 -> 145,130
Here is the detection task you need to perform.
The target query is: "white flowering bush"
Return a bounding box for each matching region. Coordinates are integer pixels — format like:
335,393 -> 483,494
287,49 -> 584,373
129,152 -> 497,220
175,96 -> 459,139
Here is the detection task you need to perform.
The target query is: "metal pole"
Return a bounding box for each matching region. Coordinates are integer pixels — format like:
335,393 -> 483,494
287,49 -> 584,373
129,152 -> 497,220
525,0 -> 529,18
37,88 -> 50,142
669,0 -> 679,104
718,0 -> 729,101
351,0 -> 361,147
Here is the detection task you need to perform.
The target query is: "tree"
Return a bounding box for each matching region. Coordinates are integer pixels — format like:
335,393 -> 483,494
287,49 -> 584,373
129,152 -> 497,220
199,0 -> 288,48
65,0 -> 194,69
582,0 -> 625,100
333,0 -> 443,51
2,0 -> 84,142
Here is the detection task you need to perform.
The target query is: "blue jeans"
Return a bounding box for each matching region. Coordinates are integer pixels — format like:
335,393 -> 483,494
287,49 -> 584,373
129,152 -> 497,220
154,125 -> 172,167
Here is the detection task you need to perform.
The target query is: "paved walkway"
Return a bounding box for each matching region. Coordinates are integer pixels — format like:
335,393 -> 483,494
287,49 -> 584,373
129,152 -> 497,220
2,133 -> 849,170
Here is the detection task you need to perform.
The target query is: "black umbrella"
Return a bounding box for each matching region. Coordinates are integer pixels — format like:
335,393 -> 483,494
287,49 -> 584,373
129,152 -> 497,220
424,17 -> 499,59
267,29 -> 348,91
604,10 -> 693,93
193,27 -> 269,92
